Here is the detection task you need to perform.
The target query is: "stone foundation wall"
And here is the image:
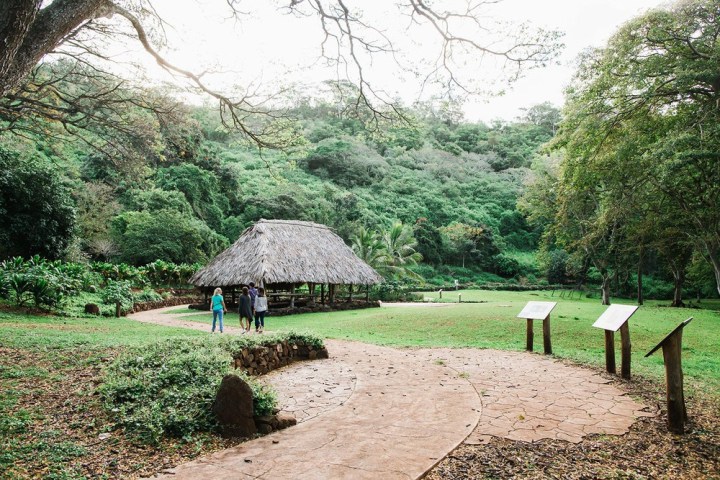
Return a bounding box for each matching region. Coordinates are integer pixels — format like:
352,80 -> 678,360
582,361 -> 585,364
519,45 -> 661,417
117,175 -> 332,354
130,297 -> 202,314
233,340 -> 329,376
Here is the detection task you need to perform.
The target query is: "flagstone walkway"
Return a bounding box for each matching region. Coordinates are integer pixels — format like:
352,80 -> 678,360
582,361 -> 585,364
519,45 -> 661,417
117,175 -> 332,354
129,306 -> 654,479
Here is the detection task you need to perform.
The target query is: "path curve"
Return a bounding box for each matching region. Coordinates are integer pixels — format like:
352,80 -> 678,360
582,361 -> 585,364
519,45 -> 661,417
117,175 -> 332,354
129,306 -> 653,479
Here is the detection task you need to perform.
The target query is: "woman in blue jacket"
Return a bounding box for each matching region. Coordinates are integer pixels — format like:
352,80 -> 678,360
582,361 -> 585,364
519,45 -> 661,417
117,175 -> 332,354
211,287 -> 227,333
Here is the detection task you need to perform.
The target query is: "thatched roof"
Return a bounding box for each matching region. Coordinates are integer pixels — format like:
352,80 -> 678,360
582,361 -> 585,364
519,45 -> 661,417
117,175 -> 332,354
190,219 -> 383,287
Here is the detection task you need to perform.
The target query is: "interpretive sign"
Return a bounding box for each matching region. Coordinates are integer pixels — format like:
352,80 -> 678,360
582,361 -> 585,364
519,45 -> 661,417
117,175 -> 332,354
517,301 -> 557,354
516,301 -> 557,320
592,304 -> 638,332
592,304 -> 638,378
645,318 -> 693,434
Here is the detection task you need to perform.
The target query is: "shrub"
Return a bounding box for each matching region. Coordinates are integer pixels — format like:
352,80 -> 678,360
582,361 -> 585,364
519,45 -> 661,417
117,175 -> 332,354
0,256 -> 74,308
132,288 -> 163,303
99,333 -> 322,445
100,280 -> 134,313
99,339 -> 233,445
370,281 -> 424,302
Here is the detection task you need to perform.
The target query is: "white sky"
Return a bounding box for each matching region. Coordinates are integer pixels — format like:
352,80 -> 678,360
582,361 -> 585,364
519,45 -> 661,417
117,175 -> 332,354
116,0 -> 668,123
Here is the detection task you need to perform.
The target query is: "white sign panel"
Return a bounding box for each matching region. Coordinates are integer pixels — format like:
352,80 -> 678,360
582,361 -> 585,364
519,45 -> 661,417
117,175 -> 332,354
516,301 -> 557,320
592,304 -> 638,332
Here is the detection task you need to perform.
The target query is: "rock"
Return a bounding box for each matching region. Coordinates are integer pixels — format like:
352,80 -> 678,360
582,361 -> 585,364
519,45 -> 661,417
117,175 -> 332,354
316,348 -> 329,359
84,303 -> 100,315
257,423 -> 273,434
255,415 -> 274,426
275,413 -> 297,430
212,374 -> 257,437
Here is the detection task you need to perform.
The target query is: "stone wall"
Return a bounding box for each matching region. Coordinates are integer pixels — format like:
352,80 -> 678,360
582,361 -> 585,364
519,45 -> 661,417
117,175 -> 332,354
130,297 -> 202,314
217,339 -> 328,436
233,340 -> 329,376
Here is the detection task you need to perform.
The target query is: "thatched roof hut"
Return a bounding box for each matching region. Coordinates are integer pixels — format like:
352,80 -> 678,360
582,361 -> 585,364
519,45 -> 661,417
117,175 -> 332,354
189,219 -> 383,288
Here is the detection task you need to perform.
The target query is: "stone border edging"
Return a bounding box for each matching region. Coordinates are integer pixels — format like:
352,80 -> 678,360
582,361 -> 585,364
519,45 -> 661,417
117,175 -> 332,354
130,297 -> 202,314
232,340 -> 329,376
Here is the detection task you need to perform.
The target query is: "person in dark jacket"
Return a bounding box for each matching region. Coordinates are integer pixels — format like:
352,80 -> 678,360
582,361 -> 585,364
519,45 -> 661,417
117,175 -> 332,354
238,286 -> 253,333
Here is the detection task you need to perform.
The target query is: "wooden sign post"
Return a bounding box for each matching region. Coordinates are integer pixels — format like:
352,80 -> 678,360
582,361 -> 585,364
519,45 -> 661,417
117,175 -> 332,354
645,318 -> 693,434
592,304 -> 638,379
517,302 -> 557,354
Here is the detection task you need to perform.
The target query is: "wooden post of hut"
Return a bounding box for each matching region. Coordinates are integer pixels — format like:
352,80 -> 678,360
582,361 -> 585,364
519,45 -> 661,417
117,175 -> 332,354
348,284 -> 353,302
308,283 -> 315,304
645,318 -> 693,434
365,284 -> 370,302
290,284 -> 295,308
329,284 -> 336,304
321,284 -> 326,305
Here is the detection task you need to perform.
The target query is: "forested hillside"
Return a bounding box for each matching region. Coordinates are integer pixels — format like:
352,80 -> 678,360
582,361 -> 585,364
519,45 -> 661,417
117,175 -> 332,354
0,73 -> 556,284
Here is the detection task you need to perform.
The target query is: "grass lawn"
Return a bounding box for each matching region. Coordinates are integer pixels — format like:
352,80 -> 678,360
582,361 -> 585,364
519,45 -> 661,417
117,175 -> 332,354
260,290 -> 720,396
0,311 -> 206,479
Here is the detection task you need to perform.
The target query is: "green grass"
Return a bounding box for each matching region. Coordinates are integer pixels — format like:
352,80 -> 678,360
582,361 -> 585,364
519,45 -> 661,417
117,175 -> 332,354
259,290 -> 720,395
161,307 -> 196,314
0,310 -> 204,350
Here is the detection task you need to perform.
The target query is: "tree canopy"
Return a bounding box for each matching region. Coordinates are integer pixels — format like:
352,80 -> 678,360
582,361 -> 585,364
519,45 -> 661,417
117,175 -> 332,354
530,0 -> 720,300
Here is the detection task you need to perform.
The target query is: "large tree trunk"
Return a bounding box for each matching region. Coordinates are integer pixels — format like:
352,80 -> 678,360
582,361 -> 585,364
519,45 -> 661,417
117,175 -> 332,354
670,270 -> 685,308
637,247 -> 644,305
600,271 -> 611,306
709,248 -> 720,298
0,0 -> 108,97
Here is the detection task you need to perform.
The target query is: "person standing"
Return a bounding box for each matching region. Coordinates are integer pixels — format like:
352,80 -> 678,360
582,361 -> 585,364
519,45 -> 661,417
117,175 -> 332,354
211,287 -> 227,333
238,286 -> 253,333
248,281 -> 258,325
254,287 -> 268,333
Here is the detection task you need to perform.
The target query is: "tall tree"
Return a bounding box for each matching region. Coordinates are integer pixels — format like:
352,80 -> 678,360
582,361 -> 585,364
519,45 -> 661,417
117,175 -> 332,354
0,142 -> 75,259
552,0 -> 720,296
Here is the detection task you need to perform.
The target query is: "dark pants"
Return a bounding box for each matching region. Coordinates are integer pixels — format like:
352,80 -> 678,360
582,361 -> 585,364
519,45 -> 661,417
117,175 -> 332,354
255,310 -> 266,329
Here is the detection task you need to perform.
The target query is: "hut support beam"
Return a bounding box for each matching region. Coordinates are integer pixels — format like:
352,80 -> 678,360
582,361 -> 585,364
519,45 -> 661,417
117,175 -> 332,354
348,285 -> 353,302
321,284 -> 326,305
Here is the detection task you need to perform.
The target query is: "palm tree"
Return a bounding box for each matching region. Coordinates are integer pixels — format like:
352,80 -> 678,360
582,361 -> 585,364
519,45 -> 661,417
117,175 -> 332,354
351,222 -> 423,280
351,226 -> 387,271
382,222 -> 423,280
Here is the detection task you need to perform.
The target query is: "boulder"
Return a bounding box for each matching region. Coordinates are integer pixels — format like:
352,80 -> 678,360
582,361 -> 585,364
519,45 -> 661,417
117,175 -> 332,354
276,413 -> 297,430
212,374 -> 257,437
84,303 -> 100,315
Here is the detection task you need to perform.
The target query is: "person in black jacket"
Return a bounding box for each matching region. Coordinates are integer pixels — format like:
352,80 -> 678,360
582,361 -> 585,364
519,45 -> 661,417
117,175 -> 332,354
238,286 -> 253,333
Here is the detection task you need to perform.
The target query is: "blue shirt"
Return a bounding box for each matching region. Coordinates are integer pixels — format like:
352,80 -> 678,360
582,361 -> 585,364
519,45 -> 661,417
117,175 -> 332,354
211,294 -> 224,311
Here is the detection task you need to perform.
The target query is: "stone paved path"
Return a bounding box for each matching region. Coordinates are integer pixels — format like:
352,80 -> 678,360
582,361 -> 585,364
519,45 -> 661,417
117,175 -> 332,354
129,306 -> 653,479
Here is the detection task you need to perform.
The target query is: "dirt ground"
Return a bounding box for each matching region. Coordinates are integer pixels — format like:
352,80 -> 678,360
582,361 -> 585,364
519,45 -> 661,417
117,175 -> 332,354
426,374 -> 720,480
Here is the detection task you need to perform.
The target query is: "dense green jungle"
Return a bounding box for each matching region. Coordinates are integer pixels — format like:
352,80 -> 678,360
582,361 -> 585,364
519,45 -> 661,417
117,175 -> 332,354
0,68 -> 717,303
